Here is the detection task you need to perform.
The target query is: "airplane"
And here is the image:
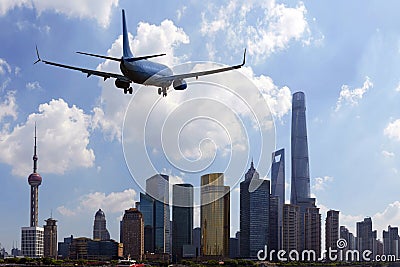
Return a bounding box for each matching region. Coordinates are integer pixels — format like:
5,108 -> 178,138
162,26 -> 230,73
34,9 -> 246,97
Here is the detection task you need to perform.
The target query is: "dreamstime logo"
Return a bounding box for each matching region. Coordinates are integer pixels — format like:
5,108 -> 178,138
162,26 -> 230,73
122,61 -> 276,207
257,238 -> 377,262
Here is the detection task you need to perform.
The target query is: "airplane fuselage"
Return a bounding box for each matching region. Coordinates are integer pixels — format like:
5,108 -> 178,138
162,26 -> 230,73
120,59 -> 173,88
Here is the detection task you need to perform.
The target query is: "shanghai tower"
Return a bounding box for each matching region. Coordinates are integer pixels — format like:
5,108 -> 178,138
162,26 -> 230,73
290,91 -> 321,255
290,92 -> 310,205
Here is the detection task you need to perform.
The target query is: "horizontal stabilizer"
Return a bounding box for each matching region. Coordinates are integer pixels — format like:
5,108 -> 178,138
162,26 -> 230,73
77,51 -> 121,61
125,53 -> 166,62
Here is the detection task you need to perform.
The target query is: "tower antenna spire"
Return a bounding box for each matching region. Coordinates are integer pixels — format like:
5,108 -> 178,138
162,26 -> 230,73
33,122 -> 38,173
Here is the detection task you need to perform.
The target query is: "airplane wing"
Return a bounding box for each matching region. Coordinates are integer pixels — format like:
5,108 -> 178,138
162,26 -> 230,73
40,59 -> 128,81
34,47 -> 129,82
154,49 -> 246,83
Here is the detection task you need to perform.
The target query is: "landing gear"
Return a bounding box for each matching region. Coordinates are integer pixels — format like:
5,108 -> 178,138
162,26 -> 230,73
158,87 -> 167,97
124,87 -> 133,94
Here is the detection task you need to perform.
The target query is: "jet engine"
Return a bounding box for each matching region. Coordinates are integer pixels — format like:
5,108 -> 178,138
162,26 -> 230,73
173,79 -> 187,90
115,78 -> 130,89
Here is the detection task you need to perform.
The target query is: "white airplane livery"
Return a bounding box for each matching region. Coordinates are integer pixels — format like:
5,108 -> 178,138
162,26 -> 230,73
35,9 -> 246,97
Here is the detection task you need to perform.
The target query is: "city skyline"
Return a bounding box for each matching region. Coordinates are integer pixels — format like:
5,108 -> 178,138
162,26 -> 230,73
2,0 -> 400,254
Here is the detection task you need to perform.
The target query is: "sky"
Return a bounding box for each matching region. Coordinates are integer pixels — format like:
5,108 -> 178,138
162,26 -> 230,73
1,0 -> 400,253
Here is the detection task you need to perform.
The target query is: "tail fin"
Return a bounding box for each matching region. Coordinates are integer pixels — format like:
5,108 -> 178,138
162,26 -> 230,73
122,9 -> 133,58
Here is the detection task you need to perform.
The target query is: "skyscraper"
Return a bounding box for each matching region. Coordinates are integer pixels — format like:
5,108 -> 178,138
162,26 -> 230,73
240,161 -> 270,258
356,217 -> 377,255
383,225 -> 399,257
282,204 -> 300,252
21,126 -> 44,258
270,149 -> 285,251
140,192 -> 155,253
201,173 -> 230,257
290,91 -> 321,253
139,174 -> 170,254
325,210 -> 339,251
172,183 -> 193,261
304,207 -> 321,257
340,226 -> 356,251
120,208 -> 144,260
291,92 -> 311,205
44,217 -> 58,258
93,209 -> 110,241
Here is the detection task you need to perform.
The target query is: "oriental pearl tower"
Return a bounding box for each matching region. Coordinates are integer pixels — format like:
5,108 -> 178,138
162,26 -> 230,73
28,125 -> 42,227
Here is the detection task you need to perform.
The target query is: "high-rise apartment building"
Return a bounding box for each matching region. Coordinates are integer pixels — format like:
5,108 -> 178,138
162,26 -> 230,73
201,173 -> 230,257
240,161 -> 270,258
340,226 -> 356,251
172,183 -> 193,261
383,225 -> 399,258
44,217 -> 58,258
304,207 -> 321,257
120,208 -> 144,260
356,217 -> 377,255
93,209 -> 110,241
325,210 -> 339,251
282,204 -> 300,252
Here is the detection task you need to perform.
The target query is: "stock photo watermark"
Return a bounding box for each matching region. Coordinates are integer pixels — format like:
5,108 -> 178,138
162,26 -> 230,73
257,238 -> 400,262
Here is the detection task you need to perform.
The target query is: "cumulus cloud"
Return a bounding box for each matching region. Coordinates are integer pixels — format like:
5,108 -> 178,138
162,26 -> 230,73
335,76 -> 373,111
0,0 -> 118,27
312,176 -> 334,191
240,66 -> 292,120
0,98 -> 95,176
384,119 -> 400,142
200,0 -> 310,62
57,189 -> 137,216
0,90 -> 17,123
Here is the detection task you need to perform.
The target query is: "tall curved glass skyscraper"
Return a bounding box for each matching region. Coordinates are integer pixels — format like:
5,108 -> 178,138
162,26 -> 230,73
290,91 -> 321,255
290,91 -> 310,205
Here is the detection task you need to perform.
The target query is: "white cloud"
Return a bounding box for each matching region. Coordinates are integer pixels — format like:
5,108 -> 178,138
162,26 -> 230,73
0,98 -> 95,176
384,119 -> 400,142
26,81 -> 42,91
240,66 -> 292,120
57,189 -> 137,217
14,67 -> 21,76
382,150 -> 395,158
312,176 -> 334,191
395,81 -> 400,92
0,0 -> 118,27
0,90 -> 17,123
200,0 -> 310,62
0,58 -> 11,75
176,6 -> 187,21
335,76 -> 373,111
16,20 -> 50,34
57,205 -> 77,216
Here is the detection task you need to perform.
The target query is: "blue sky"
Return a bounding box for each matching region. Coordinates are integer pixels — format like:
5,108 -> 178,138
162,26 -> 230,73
1,0 -> 400,253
